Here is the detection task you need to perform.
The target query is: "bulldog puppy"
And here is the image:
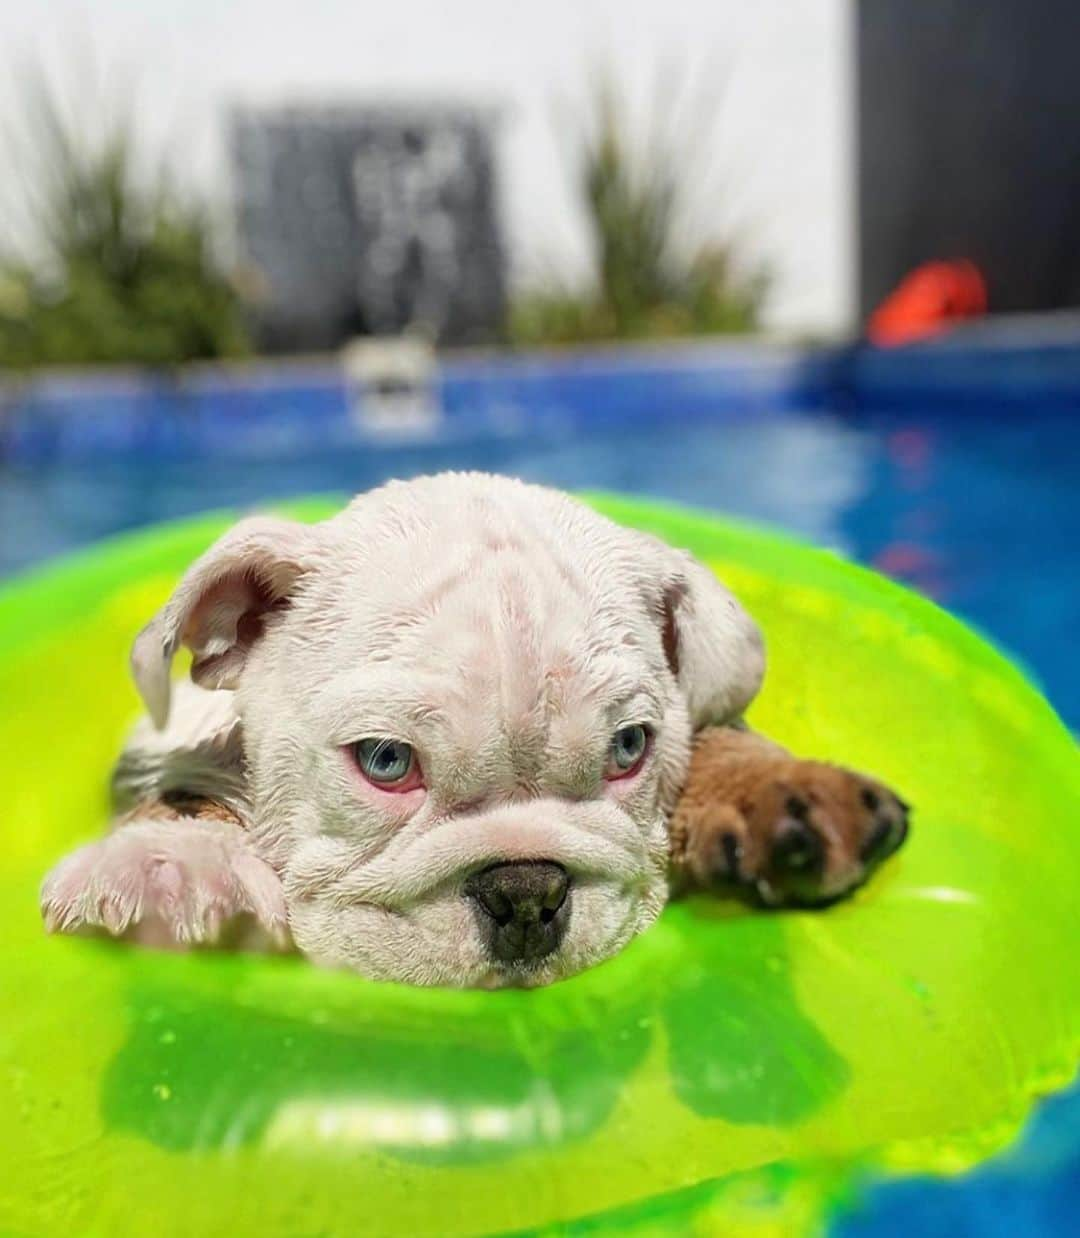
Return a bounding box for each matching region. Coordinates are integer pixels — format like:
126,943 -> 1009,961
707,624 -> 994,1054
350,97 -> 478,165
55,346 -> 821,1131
41,474 -> 909,987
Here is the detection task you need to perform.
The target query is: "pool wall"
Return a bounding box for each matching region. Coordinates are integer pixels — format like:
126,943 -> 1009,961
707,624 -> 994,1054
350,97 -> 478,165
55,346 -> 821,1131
3,324 -> 1080,464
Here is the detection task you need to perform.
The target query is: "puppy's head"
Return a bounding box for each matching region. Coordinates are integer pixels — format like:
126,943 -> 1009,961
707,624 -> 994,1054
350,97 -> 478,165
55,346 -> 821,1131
132,475 -> 764,986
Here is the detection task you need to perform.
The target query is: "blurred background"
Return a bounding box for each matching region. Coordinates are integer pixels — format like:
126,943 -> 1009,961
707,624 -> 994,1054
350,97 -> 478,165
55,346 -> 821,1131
0,2 -> 1077,1233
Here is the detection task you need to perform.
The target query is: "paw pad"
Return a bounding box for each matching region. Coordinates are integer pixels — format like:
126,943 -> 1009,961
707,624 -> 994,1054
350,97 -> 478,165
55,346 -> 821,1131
770,818 -> 825,876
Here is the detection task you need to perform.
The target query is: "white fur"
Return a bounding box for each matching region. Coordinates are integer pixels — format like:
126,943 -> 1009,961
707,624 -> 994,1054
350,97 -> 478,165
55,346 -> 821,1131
43,473 -> 764,987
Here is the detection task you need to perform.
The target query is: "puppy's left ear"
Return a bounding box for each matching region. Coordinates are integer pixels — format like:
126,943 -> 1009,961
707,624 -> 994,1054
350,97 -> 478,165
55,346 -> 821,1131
130,515 -> 321,729
651,543 -> 765,727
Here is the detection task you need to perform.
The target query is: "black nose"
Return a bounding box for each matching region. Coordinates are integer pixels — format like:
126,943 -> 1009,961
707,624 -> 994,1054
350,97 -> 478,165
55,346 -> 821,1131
465,861 -> 571,965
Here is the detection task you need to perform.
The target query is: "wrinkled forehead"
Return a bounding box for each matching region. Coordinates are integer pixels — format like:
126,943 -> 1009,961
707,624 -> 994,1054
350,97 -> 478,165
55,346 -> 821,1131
295,525 -> 665,746
302,500 -> 664,660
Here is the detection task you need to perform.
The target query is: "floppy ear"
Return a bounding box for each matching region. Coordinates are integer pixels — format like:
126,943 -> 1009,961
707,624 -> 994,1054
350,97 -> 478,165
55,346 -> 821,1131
653,545 -> 766,728
130,515 -> 321,729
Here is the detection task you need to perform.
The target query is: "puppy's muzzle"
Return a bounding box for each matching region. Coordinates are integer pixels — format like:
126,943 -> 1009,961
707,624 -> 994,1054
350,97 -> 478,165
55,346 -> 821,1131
464,861 -> 571,965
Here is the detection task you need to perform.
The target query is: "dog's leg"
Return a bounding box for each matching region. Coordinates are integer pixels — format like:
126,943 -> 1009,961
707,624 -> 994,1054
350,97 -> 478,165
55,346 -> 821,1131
40,798 -> 289,949
670,726 -> 910,906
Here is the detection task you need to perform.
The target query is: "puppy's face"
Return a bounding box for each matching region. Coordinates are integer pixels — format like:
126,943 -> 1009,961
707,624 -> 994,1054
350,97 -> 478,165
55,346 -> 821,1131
133,476 -> 764,986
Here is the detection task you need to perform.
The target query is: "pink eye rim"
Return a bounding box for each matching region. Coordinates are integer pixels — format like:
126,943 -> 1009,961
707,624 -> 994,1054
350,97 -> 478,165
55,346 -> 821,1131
346,738 -> 425,794
603,723 -> 653,782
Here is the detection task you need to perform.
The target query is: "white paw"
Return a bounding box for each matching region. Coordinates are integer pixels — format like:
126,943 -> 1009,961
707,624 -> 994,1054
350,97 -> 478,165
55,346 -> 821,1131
41,820 -> 289,948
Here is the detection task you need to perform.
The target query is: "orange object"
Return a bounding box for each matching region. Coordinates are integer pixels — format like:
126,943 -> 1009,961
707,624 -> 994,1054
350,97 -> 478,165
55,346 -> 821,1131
868,259 -> 988,346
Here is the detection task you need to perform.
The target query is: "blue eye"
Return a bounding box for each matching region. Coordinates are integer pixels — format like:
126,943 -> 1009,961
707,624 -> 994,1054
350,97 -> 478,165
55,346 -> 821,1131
353,738 -> 415,784
607,724 -> 650,777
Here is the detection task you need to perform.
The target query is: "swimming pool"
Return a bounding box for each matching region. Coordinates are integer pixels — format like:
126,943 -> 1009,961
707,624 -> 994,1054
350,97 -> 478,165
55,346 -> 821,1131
1,337 -> 1077,1235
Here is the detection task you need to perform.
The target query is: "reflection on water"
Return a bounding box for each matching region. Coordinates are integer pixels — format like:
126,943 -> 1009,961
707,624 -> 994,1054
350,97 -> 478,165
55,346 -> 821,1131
101,905 -> 847,1164
664,905 -> 850,1126
102,978 -> 650,1163
262,1097 -> 554,1154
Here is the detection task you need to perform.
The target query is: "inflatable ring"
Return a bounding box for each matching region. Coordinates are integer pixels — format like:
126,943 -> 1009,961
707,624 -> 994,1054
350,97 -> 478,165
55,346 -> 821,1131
1,495 -> 1077,1237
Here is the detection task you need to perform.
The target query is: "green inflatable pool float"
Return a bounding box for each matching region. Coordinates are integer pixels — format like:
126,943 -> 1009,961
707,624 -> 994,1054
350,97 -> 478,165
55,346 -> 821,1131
1,496 -> 1077,1237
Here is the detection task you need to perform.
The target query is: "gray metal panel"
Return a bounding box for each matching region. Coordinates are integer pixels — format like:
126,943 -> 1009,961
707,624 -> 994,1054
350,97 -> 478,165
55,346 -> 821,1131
231,105 -> 505,351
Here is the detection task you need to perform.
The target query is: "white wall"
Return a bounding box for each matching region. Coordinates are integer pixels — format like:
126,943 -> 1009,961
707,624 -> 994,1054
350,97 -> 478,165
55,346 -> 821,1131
0,0 -> 854,335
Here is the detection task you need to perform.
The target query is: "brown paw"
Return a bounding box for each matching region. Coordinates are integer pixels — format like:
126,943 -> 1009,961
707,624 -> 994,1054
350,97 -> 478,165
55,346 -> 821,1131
737,764 -> 909,906
672,736 -> 910,907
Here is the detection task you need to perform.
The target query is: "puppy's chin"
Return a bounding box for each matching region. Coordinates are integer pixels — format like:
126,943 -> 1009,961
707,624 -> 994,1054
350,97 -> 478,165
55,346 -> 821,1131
285,878 -> 668,989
